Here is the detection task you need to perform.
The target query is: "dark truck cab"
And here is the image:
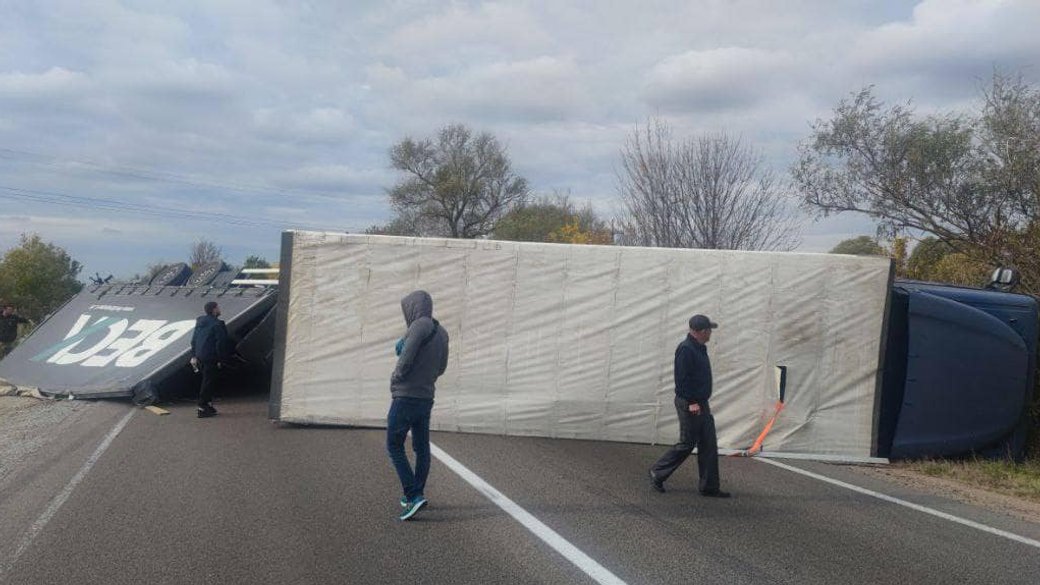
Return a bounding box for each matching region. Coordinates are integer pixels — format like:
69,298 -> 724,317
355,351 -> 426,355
877,280 -> 1039,459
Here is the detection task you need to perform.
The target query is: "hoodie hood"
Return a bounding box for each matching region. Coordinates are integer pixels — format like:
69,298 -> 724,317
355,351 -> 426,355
401,290 -> 433,326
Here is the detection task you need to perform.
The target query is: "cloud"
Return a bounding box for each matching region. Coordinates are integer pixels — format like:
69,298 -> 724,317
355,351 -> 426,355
380,3 -> 551,65
366,56 -> 589,123
0,67 -> 90,97
644,48 -> 798,113
2,0 -> 1038,273
252,107 -> 356,143
268,164 -> 390,194
116,59 -> 240,100
0,67 -> 100,120
852,0 -> 1040,87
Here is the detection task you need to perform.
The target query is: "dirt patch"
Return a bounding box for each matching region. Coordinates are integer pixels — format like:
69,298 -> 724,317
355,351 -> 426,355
849,463 -> 1040,525
0,397 -> 89,486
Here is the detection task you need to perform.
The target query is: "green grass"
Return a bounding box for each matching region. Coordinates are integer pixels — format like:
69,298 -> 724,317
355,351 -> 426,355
904,458 -> 1040,503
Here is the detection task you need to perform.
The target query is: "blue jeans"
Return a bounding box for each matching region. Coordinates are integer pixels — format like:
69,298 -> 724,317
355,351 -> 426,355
386,397 -> 433,501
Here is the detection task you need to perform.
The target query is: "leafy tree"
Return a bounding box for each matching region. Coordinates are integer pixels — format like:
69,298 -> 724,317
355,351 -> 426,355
890,237 -> 909,277
794,72 -> 1040,291
365,209 -> 444,237
927,253 -> 991,287
830,236 -> 885,256
494,194 -> 612,244
387,124 -> 528,238
618,119 -> 801,251
907,238 -> 955,279
494,197 -> 573,242
907,237 -> 989,285
547,219 -> 613,245
243,255 -> 271,269
0,234 -> 83,321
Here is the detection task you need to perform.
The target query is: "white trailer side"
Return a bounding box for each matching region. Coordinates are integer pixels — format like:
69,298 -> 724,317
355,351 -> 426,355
271,231 -> 893,460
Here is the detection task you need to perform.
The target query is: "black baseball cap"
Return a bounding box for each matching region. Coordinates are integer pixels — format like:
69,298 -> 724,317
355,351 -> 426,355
689,314 -> 718,331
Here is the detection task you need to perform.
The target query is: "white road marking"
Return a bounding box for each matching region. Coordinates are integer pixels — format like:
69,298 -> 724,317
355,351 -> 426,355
430,442 -> 628,585
718,448 -> 889,464
756,457 -> 1040,550
0,408 -> 136,579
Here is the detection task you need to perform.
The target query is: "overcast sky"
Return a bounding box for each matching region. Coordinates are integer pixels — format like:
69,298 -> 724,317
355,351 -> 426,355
2,0 -> 1038,278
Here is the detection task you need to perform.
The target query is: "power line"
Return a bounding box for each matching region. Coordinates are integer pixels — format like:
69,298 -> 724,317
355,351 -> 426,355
0,146 -> 379,204
0,184 -> 357,232
0,185 -> 283,227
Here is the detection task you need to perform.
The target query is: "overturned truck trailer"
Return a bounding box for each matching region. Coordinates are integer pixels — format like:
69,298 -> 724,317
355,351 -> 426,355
0,284 -> 277,402
271,231 -> 895,461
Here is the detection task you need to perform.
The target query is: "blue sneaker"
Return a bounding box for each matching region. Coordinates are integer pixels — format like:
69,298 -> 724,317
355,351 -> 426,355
400,496 -> 409,508
399,496 -> 428,521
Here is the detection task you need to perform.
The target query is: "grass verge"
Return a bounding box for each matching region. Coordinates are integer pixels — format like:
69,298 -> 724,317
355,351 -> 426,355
902,458 -> 1040,503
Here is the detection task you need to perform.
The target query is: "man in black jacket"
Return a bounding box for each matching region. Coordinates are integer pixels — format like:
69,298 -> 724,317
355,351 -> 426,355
190,301 -> 231,418
649,314 -> 730,498
0,304 -> 30,359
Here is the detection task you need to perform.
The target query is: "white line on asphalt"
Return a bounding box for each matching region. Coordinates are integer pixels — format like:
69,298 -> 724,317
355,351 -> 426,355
430,442 -> 628,585
756,457 -> 1040,550
0,408 -> 136,580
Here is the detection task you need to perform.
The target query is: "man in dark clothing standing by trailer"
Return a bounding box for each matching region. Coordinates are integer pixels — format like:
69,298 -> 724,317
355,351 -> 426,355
388,290 -> 450,521
649,314 -> 730,498
0,304 -> 30,359
190,301 -> 231,419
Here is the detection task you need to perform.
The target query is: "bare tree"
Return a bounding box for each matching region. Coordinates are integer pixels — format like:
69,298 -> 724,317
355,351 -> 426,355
189,239 -> 223,269
617,119 -> 801,251
388,124 -> 529,238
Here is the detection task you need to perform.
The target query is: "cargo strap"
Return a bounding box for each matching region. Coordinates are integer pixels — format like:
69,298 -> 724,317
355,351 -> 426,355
731,400 -> 785,458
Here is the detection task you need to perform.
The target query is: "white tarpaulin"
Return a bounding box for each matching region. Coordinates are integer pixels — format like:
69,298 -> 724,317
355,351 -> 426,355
272,231 -> 893,459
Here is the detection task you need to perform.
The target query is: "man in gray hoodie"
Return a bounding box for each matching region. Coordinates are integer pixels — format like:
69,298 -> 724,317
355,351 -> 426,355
388,290 -> 449,521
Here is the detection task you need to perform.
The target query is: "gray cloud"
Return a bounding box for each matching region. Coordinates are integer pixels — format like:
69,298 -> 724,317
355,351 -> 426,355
0,0 -> 1036,274
367,56 -> 589,123
644,48 -> 799,113
379,2 -> 553,66
852,0 -> 1040,78
0,67 -> 90,98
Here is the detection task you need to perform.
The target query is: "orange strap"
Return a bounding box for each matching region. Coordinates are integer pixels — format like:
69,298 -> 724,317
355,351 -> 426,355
732,400 -> 784,457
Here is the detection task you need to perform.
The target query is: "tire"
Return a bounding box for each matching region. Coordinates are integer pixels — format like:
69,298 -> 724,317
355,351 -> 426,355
149,263 -> 192,286
209,270 -> 239,288
187,261 -> 225,287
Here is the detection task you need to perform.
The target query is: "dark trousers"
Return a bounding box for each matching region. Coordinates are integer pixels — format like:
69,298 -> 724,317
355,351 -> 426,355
651,396 -> 720,492
387,397 -> 434,501
198,360 -> 220,407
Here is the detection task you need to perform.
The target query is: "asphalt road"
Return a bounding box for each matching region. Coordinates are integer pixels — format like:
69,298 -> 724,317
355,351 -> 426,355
2,396 -> 1039,584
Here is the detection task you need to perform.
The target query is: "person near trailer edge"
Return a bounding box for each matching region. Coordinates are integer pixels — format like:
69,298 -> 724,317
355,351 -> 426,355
388,290 -> 449,521
649,314 -> 731,498
0,304 -> 30,359
190,301 -> 232,419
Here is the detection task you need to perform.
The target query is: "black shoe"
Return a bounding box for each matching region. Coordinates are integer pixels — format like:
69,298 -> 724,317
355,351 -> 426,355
700,489 -> 731,498
649,470 -> 666,493
197,406 -> 217,418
